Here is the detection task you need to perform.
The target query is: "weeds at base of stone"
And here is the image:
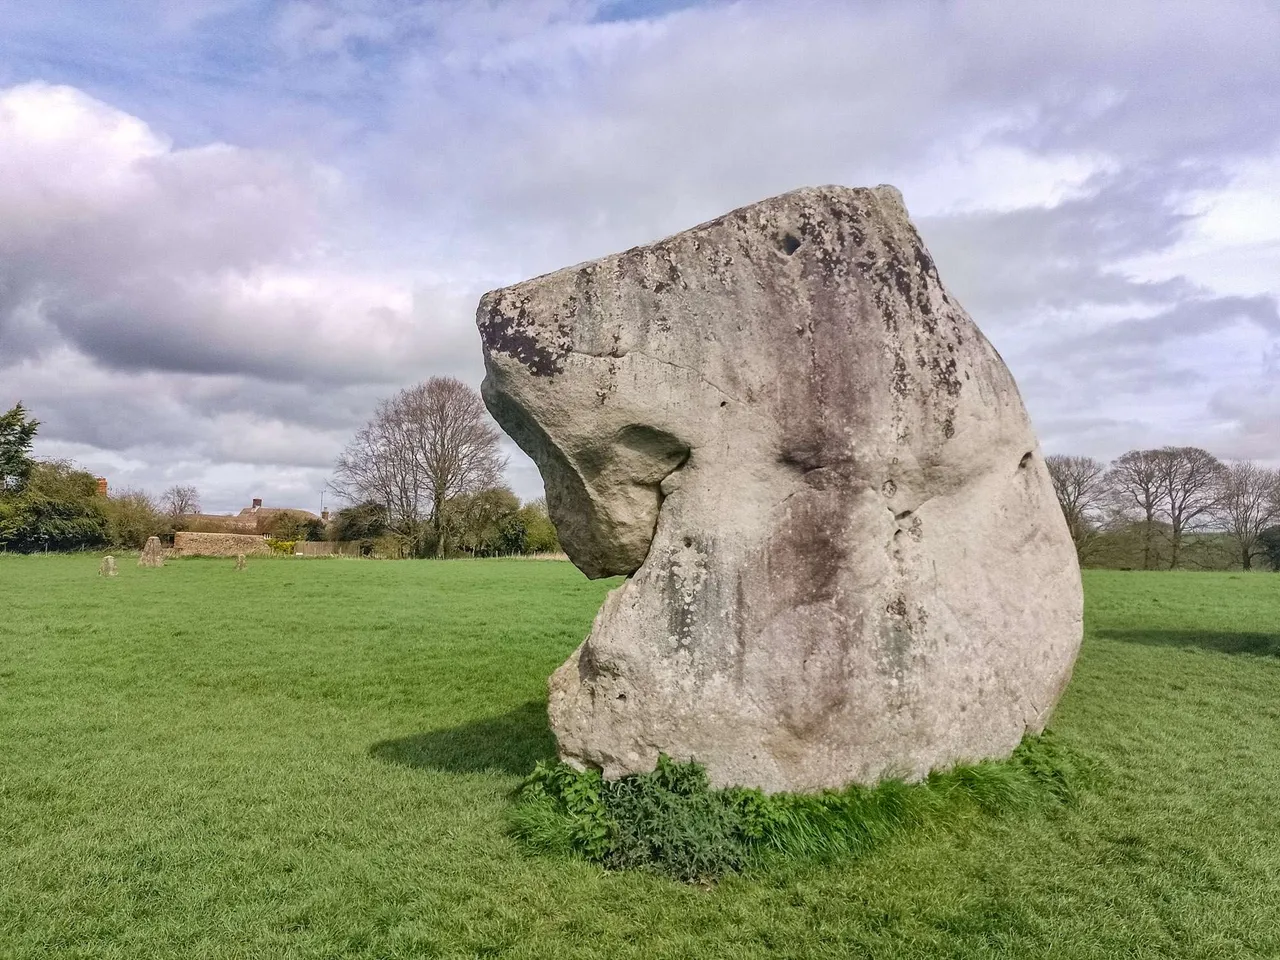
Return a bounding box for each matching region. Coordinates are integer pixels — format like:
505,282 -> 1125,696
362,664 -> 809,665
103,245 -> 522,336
509,730 -> 1093,884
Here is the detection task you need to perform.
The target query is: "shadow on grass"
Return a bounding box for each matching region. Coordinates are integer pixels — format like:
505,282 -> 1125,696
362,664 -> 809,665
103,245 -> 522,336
370,700 -> 555,775
1098,629 -> 1280,658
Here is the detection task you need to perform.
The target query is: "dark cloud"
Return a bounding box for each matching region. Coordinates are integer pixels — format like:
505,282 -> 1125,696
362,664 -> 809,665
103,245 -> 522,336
1073,296 -> 1280,351
920,171 -> 1204,323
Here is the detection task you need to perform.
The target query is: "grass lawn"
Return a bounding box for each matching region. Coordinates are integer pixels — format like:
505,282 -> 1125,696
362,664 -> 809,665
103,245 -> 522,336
1,556 -> 1278,959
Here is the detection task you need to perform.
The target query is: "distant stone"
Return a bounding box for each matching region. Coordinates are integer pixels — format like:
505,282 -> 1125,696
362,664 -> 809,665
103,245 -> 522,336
99,555 -> 118,578
477,185 -> 1083,793
235,554 -> 246,571
138,536 -> 165,568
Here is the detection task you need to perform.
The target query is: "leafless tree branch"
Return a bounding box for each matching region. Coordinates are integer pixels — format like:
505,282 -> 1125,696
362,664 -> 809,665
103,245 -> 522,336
161,485 -> 200,517
1216,460 -> 1280,571
329,378 -> 507,557
1046,454 -> 1111,562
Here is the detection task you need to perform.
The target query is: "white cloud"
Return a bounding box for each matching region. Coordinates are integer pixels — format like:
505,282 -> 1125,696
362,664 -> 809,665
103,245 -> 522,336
0,81 -> 498,509
2,0 -> 1280,509
0,82 -> 451,384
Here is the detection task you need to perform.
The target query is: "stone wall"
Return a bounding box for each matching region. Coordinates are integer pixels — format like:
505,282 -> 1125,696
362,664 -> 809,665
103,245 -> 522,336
173,531 -> 272,557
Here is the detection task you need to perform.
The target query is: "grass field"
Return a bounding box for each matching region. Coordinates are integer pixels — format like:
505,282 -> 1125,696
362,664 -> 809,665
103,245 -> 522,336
2,556 -> 1279,959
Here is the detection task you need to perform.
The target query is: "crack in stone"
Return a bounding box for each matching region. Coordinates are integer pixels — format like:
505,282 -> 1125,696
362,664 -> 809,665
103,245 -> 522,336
571,346 -> 746,407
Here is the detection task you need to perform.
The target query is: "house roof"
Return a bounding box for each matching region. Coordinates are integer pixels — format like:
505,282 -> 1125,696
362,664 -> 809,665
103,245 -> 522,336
237,506 -> 320,520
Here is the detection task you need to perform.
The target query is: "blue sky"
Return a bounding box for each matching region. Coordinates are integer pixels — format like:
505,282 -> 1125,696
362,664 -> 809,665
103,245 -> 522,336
1,0 -> 1277,512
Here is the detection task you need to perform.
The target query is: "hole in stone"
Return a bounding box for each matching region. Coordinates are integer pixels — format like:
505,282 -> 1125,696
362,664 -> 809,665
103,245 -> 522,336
1019,451 -> 1033,469
719,400 -> 727,407
895,510 -> 913,521
616,693 -> 627,701
779,233 -> 802,256
683,536 -> 693,548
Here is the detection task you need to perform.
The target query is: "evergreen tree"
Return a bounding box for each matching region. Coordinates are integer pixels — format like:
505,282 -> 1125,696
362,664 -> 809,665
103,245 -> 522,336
0,403 -> 39,493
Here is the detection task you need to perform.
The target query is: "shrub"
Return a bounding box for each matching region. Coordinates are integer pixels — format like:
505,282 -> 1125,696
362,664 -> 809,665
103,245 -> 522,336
371,534 -> 408,558
519,500 -> 560,554
329,501 -> 388,544
1260,526 -> 1280,572
511,731 -> 1088,883
0,459 -> 108,552
103,489 -> 166,549
447,487 -> 523,557
258,511 -> 325,541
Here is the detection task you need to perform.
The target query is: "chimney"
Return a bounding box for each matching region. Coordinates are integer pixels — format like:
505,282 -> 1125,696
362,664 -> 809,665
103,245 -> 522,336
95,477 -> 108,497
251,497 -> 262,511
321,509 -> 330,522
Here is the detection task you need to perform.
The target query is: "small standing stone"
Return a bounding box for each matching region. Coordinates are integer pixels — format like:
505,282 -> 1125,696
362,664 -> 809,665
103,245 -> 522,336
235,554 -> 246,571
138,536 -> 165,568
99,556 -> 118,577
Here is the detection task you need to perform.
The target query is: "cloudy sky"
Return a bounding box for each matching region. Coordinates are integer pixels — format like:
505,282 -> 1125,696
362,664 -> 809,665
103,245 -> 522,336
1,0 -> 1277,513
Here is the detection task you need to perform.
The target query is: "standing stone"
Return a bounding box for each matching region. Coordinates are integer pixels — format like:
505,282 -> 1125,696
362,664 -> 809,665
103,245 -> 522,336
235,554 -> 246,571
99,556 -> 118,578
476,185 -> 1083,793
138,536 -> 165,568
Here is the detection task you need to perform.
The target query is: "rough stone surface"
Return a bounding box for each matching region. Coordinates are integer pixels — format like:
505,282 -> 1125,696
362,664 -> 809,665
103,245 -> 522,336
477,185 -> 1083,793
138,536 -> 165,567
99,556 -> 117,577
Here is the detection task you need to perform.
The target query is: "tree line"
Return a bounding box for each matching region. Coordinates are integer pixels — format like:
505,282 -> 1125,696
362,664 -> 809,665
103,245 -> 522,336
1047,449 -> 1280,571
1,396 -> 559,558
38,384 -> 1277,571
0,405 -> 213,551
329,377 -> 558,558
1,404 -> 260,551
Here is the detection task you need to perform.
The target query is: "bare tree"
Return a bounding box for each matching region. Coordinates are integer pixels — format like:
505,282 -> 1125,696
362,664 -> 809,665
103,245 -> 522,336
330,377 -> 506,558
1216,460 -> 1280,571
1045,455 -> 1111,562
404,378 -> 506,557
331,396 -> 429,556
1152,446 -> 1224,569
1106,449 -> 1164,570
161,485 -> 201,517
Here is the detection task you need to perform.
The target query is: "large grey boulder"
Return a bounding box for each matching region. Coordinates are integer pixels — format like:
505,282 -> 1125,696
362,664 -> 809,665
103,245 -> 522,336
477,185 -> 1082,793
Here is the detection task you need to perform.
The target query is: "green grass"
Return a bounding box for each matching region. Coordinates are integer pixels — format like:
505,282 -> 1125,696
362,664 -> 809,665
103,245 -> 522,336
1,557 -> 1279,958
511,735 -> 1087,883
